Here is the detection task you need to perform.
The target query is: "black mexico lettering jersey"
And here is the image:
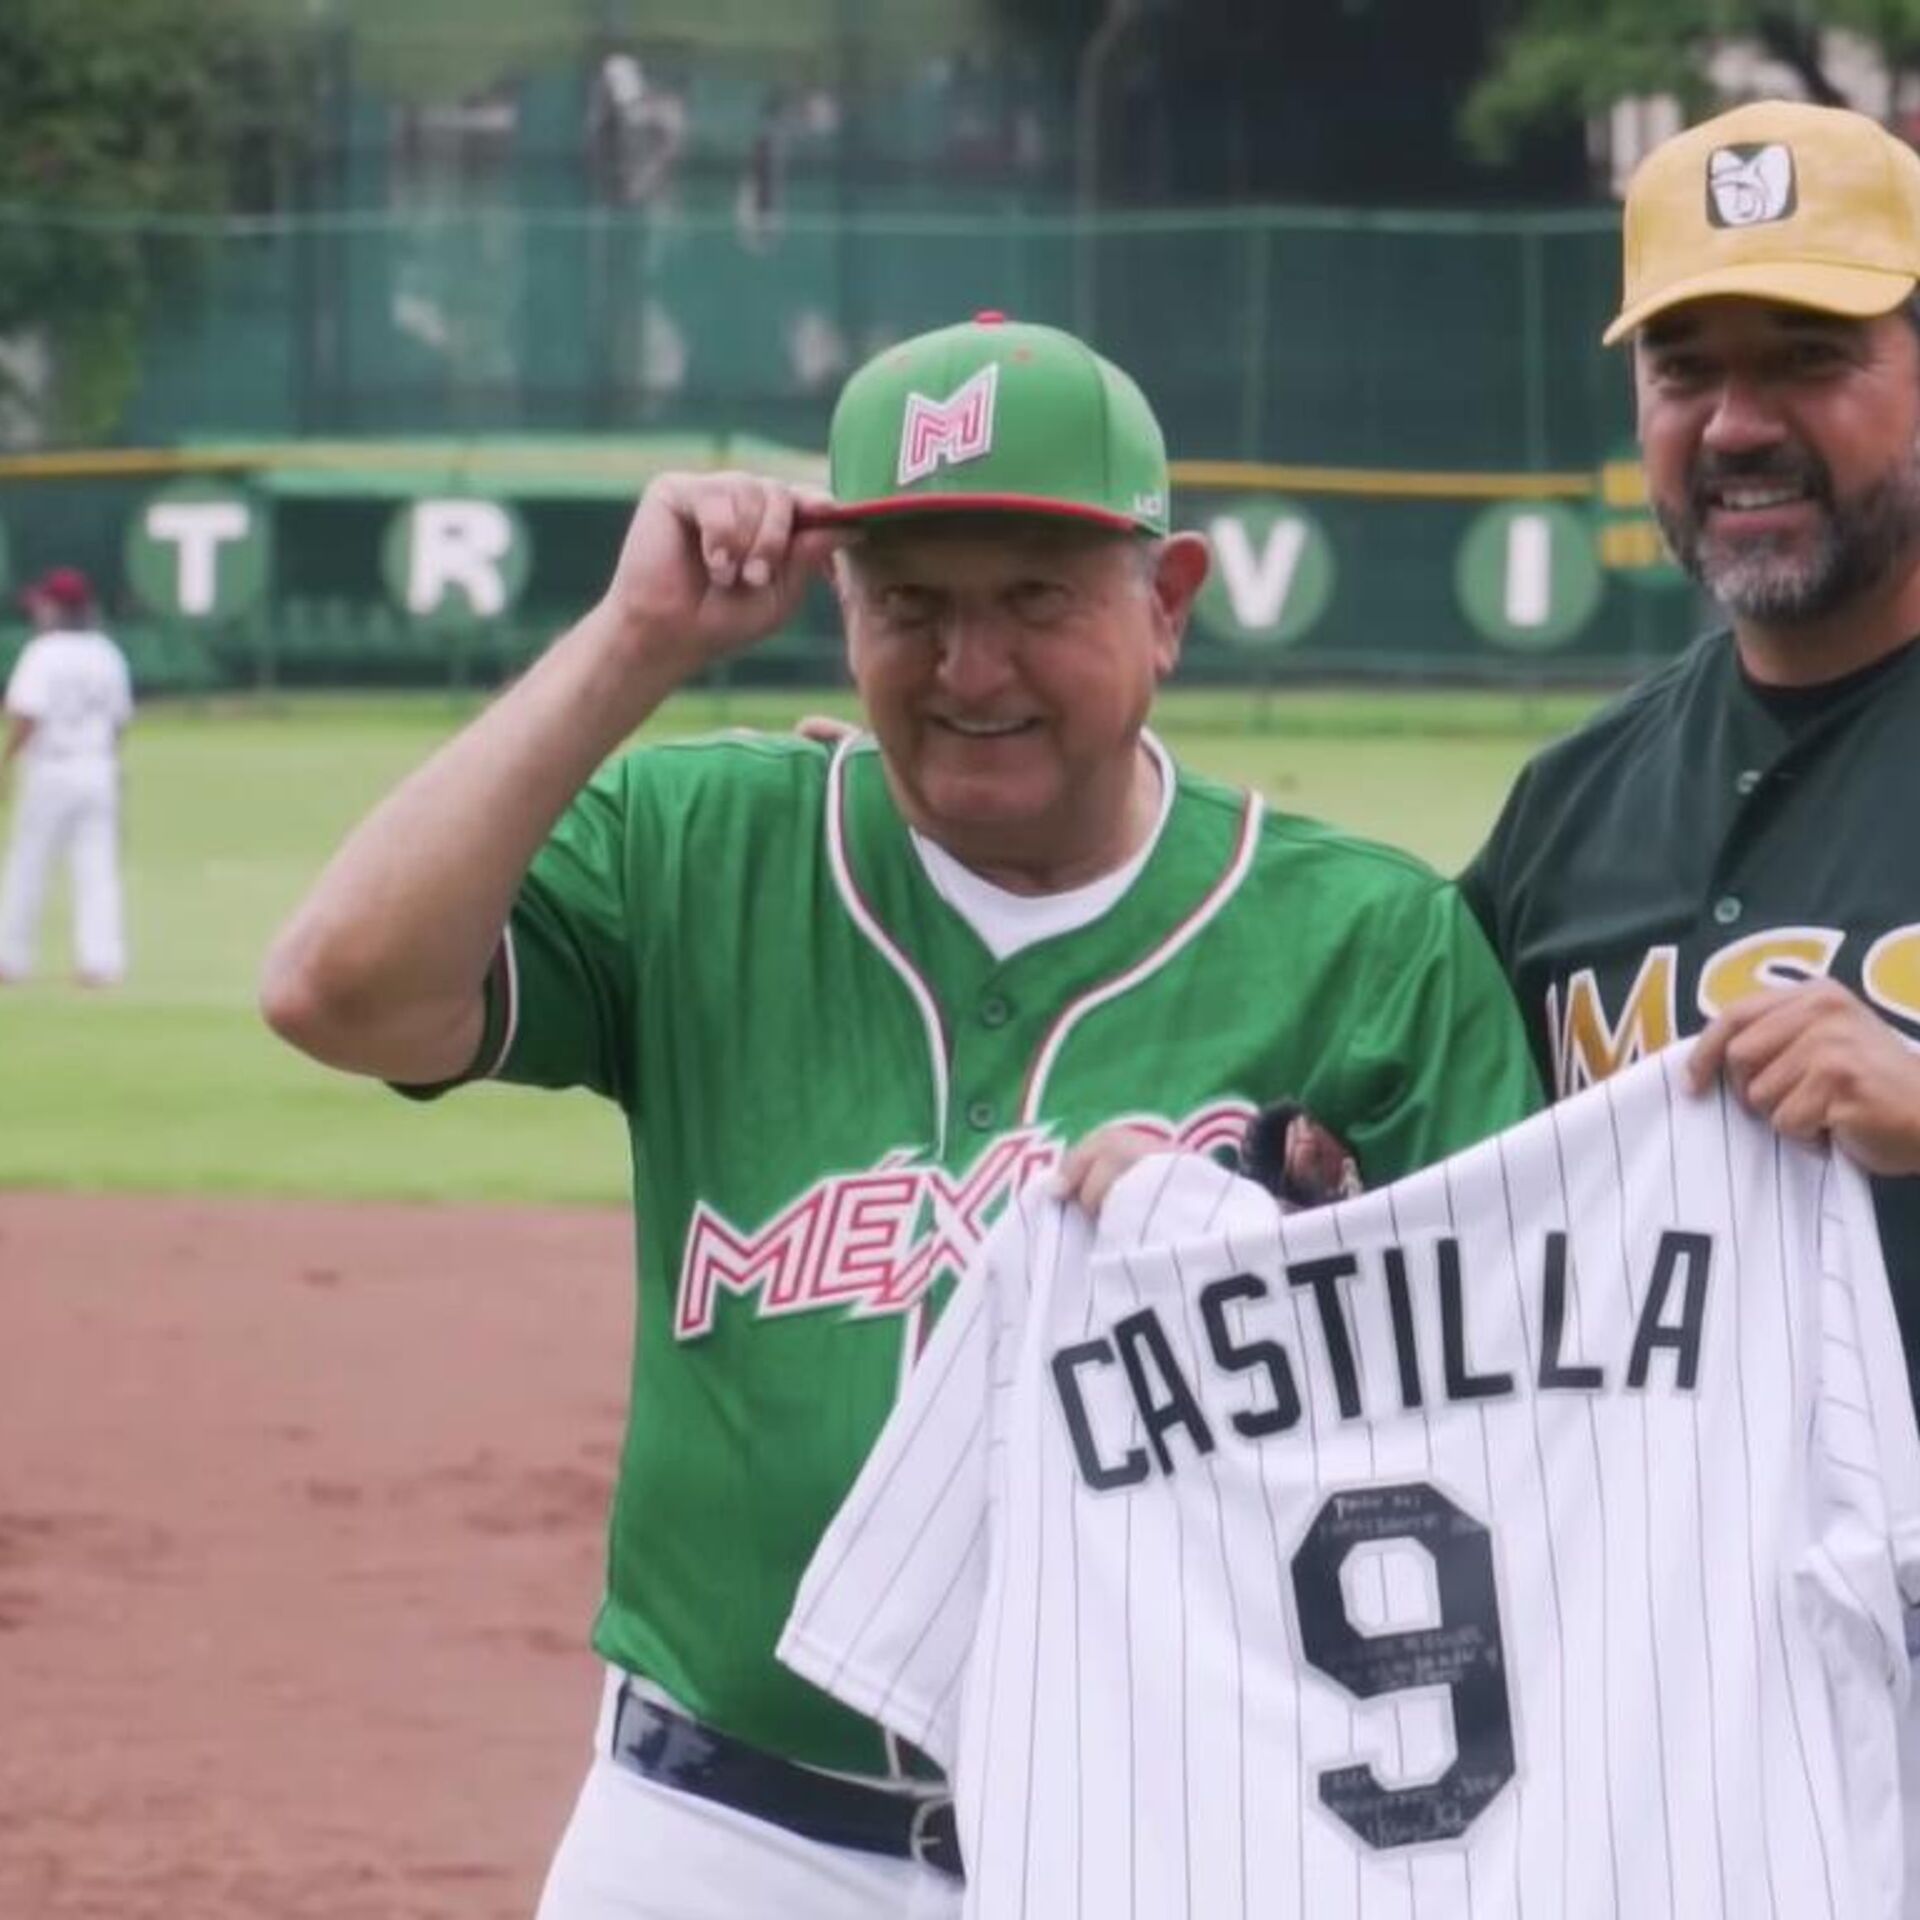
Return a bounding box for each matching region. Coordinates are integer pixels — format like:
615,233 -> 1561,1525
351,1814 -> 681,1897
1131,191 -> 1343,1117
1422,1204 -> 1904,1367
780,1047 -> 1920,1919
1460,630 -> 1920,1402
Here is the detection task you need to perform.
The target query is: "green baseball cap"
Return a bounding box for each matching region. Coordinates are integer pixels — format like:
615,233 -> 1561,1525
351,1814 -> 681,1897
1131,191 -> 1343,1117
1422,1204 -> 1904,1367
808,312 -> 1170,535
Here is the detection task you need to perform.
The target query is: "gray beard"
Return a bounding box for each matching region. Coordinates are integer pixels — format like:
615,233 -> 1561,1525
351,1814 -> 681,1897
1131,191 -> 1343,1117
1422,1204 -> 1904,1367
1655,446 -> 1920,625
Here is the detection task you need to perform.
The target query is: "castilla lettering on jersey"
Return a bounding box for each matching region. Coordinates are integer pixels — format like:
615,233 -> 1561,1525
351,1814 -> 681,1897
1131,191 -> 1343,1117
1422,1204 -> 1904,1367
1051,1227 -> 1713,1489
673,1101 -> 1254,1339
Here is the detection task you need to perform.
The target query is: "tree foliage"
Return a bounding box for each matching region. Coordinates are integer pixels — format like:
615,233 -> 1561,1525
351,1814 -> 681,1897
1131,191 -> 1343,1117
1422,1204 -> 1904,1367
0,0 -> 295,440
242,0 -> 592,105
240,0 -> 998,103
1467,0 -> 1920,158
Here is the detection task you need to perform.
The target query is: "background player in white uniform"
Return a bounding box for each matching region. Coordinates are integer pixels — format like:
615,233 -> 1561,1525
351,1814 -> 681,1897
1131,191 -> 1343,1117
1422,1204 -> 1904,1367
0,566 -> 134,986
782,1047 -> 1920,1919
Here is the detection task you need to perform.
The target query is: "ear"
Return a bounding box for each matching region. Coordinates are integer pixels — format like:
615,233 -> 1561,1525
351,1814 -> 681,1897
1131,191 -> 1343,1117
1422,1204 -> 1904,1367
1148,531 -> 1211,674
832,549 -> 861,673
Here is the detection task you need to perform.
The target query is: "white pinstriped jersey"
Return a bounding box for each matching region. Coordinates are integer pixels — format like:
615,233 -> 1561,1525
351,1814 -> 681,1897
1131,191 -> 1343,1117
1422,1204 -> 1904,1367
780,1045 -> 1920,1919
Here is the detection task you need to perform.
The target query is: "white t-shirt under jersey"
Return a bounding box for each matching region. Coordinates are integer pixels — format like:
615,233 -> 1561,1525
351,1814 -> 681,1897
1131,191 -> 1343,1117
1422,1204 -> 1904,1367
910,733 -> 1176,960
781,1043 -> 1920,1920
5,627 -> 133,764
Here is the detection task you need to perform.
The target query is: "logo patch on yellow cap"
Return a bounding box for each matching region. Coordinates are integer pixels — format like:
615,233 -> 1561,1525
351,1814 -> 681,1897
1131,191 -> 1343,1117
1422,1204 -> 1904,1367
1706,143 -> 1797,228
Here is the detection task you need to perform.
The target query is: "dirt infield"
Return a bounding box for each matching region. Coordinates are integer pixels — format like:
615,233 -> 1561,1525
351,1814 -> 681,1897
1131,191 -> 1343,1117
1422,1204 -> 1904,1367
0,1193 -> 635,1920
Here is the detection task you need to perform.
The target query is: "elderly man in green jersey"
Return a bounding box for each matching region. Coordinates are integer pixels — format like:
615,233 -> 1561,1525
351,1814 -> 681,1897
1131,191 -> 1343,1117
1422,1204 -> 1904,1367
262,312 -> 1537,1920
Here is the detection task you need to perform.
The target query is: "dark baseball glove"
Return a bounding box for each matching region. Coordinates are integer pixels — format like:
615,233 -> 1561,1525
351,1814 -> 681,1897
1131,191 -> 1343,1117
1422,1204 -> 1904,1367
1239,1101 -> 1364,1211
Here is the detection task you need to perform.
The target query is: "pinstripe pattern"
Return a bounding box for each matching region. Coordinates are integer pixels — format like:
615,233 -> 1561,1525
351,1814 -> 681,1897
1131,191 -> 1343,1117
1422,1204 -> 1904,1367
1703,1076 -> 1786,1920
1379,1175 -> 1450,1920
1654,1066 -> 1734,1918
1319,1194 -> 1372,1920
779,1047 -> 1920,1918
1597,1075 -> 1680,1920
1440,1155 -> 1510,1920
1065,1209 -> 1099,1920
1764,1140 -> 1847,1920
1544,1102 -> 1624,1918
1490,1134 -> 1574,1920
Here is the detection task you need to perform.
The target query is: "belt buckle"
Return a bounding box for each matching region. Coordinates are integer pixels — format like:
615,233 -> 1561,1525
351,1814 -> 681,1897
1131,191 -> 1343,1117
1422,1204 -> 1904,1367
908,1794 -> 955,1872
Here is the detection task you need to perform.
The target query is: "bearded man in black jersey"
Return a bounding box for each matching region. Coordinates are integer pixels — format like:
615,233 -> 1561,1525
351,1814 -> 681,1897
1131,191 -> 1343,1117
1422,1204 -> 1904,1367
1462,99 -> 1920,1399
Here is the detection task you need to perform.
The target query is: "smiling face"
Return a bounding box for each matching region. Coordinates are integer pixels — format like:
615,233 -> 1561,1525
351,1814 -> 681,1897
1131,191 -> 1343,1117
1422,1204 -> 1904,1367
1634,297 -> 1920,637
838,515 -> 1208,888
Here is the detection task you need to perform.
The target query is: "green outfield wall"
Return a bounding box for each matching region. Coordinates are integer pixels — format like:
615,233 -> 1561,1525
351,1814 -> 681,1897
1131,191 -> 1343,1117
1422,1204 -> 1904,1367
0,441 -> 1701,690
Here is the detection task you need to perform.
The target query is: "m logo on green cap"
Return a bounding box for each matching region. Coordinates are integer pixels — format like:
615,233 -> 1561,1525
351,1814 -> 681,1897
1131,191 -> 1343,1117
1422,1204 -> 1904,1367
897,364 -> 999,486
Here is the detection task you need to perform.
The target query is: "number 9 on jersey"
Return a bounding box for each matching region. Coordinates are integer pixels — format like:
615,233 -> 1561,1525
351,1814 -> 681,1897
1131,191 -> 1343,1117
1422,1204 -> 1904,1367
1291,1480 -> 1517,1851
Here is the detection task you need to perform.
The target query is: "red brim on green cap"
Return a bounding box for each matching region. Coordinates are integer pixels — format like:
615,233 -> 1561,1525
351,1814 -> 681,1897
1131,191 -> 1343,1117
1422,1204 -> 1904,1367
794,492 -> 1147,532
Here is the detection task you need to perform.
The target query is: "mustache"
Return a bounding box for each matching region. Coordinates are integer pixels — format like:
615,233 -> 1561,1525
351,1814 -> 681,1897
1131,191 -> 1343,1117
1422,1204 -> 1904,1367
1687,448 -> 1831,514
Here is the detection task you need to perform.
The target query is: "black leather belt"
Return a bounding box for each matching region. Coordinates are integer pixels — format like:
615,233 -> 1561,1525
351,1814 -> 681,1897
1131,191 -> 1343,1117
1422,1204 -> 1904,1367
609,1681 -> 963,1880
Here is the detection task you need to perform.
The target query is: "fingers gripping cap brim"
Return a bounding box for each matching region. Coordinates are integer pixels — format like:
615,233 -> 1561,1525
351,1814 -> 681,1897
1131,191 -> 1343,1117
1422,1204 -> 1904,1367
1603,260 -> 1920,345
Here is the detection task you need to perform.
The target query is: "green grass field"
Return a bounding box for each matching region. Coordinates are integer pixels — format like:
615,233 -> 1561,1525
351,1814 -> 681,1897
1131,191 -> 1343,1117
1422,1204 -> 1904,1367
0,686 -> 1602,1204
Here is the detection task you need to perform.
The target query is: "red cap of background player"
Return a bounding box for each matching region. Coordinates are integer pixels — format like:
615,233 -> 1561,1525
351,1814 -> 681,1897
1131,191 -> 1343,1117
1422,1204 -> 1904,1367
21,567 -> 94,613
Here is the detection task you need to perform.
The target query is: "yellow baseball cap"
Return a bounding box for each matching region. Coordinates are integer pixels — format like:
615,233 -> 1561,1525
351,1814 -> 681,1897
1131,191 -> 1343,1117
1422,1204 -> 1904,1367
1605,99 -> 1920,345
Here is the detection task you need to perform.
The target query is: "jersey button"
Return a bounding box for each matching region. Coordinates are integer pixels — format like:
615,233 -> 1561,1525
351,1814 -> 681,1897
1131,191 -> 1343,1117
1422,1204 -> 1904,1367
966,1099 -> 997,1131
979,995 -> 1012,1029
1735,768 -> 1762,796
1712,895 -> 1742,926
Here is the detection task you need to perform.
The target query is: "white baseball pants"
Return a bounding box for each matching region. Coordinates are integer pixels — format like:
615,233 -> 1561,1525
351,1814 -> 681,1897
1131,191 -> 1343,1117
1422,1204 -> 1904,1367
0,756 -> 125,981
533,1672 -> 963,1920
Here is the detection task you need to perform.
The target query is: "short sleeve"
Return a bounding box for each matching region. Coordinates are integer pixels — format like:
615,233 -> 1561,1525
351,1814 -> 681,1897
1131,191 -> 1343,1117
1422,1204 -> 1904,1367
1332,879 -> 1544,1184
395,757 -> 639,1104
1456,769 -> 1523,959
5,641 -> 45,717
491,755 -> 640,1104
778,1213 -> 1014,1771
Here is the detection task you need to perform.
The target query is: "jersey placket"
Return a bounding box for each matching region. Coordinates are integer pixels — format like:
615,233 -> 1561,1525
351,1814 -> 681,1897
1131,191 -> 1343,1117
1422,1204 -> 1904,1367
1696,688 -> 1798,940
